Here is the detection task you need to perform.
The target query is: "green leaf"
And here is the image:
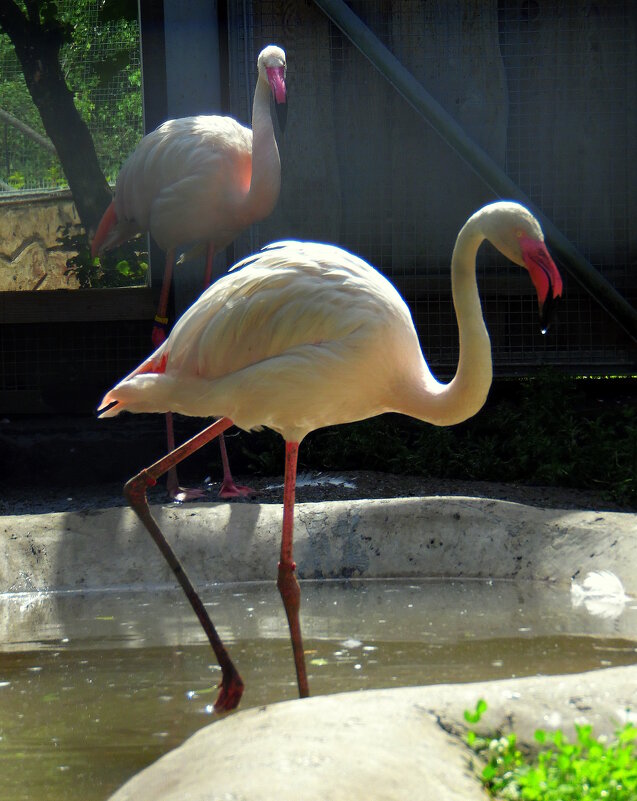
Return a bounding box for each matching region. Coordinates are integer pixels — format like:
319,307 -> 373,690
482,763 -> 496,781
464,698 -> 488,724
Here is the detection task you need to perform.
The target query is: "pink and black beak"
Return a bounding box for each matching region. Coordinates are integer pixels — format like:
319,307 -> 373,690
266,66 -> 287,133
520,237 -> 563,332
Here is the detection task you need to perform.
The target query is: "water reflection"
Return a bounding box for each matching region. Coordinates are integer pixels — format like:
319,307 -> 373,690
3,578 -> 636,652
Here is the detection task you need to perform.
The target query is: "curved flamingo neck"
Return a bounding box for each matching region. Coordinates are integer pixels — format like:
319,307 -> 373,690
401,216 -> 493,427
244,75 -> 281,224
446,221 -> 493,416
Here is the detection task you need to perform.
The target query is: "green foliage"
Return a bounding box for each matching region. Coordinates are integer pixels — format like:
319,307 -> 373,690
241,430 -> 285,477
0,0 -> 141,190
238,371 -> 636,506
1,38 -> 56,188
464,699 -> 637,800
59,222 -> 147,288
464,698 -> 488,725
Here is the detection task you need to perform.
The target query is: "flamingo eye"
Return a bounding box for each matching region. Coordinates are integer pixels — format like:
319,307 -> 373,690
515,230 -> 524,238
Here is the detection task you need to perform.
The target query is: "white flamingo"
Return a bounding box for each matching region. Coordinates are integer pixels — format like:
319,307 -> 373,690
92,44 -> 287,501
98,201 -> 563,710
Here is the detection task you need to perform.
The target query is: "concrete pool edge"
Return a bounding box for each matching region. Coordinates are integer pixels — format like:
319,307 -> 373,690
2,497 -> 635,800
2,496 -> 636,593
106,665 -> 637,801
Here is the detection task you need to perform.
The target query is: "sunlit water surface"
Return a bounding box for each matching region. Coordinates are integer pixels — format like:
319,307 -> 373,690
1,579 -> 636,801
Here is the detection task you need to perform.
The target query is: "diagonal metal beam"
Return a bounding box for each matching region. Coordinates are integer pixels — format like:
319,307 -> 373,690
313,0 -> 637,345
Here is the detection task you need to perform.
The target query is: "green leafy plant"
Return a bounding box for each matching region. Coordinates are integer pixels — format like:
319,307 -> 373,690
464,699 -> 637,800
59,223 -> 147,288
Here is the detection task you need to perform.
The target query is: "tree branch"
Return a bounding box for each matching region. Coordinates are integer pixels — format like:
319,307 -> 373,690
0,108 -> 58,154
0,0 -> 112,233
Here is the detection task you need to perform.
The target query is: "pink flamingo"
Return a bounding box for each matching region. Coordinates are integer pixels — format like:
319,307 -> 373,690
92,45 -> 287,501
98,201 -> 563,711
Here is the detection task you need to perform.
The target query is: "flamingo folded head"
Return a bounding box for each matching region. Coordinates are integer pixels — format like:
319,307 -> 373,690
477,201 -> 563,333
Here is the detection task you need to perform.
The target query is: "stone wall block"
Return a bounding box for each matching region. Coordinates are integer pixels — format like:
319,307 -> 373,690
0,193 -> 82,290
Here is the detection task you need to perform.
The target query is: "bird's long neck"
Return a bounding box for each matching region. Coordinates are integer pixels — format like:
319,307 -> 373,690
401,219 -> 493,427
244,77 -> 281,223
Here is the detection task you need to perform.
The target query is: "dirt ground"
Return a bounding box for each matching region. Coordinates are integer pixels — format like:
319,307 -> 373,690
3,468 -> 632,518
224,470 -> 634,512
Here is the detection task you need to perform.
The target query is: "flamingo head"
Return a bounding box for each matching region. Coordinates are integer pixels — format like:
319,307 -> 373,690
258,45 -> 287,132
480,202 -> 563,333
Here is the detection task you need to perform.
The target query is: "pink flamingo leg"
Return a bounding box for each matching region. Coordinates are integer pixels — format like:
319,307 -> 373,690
151,248 -> 175,349
153,248 -> 205,501
154,244 -> 252,501
277,441 -> 310,698
124,416 -> 244,711
164,411 -> 206,502
201,243 -> 254,500
217,432 -> 255,498
202,240 -> 215,288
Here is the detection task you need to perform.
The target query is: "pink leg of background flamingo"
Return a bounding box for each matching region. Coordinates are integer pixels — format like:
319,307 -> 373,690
152,244 -> 254,501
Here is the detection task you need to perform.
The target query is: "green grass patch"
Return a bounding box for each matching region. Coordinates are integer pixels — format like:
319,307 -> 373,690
464,700 -> 637,800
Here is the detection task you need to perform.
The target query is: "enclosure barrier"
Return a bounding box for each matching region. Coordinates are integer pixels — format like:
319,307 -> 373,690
1,1 -> 635,415
312,0 -> 637,346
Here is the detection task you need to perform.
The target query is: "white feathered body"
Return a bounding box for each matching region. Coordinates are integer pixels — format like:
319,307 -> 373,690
104,116 -> 255,252
100,203 -> 564,442
97,46 -> 287,255
99,241 -> 437,442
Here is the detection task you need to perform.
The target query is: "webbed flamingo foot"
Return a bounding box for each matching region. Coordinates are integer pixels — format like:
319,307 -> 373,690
214,670 -> 245,712
166,467 -> 207,503
218,479 -> 255,499
170,485 -> 208,503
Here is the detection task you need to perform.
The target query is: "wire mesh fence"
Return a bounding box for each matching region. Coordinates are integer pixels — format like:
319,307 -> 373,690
0,317 -> 152,412
227,0 -> 636,375
0,0 -> 142,192
0,0 -> 635,414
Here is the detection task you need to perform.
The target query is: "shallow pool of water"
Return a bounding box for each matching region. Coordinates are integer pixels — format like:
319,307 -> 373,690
1,578 -> 636,801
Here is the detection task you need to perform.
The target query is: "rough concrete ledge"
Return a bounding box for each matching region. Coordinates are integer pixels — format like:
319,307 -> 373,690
107,666 -> 637,801
2,497 -> 636,593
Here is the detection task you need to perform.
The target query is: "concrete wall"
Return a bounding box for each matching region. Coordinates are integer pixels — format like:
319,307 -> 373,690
2,498 -> 636,595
